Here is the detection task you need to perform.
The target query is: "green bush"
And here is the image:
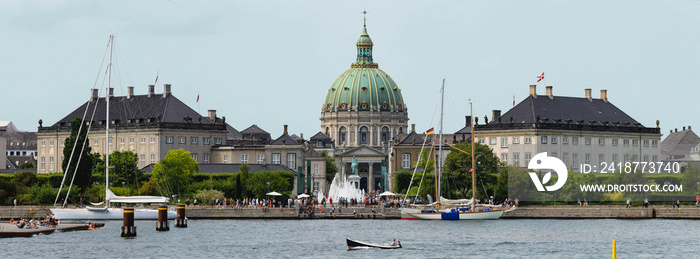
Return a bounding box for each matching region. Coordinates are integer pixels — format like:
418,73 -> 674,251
194,189 -> 225,205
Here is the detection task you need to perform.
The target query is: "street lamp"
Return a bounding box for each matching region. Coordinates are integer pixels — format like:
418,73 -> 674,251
267,182 -> 270,193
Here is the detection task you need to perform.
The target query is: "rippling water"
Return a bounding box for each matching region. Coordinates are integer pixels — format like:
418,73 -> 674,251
4,219 -> 698,258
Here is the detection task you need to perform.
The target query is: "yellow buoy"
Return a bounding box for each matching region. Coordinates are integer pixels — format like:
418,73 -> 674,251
612,240 -> 617,259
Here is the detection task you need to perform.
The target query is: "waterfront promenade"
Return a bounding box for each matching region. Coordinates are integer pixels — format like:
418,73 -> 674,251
2,205 -> 699,220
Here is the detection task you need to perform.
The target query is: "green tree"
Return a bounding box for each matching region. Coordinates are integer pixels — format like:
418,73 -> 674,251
149,149 -> 198,199
245,171 -> 294,198
62,117 -> 94,190
93,151 -> 142,190
442,142 -> 502,199
19,162 -> 36,169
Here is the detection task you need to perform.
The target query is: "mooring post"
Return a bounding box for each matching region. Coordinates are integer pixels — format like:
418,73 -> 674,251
175,205 -> 187,228
156,205 -> 169,231
120,208 -> 136,237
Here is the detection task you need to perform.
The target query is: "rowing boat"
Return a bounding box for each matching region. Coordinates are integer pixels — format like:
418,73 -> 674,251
346,238 -> 402,249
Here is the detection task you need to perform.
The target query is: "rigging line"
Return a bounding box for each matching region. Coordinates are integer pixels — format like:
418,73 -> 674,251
63,68 -> 109,207
54,41 -> 110,206
411,138 -> 435,204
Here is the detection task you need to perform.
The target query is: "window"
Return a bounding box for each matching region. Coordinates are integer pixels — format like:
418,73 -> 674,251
109,138 -> 112,144
317,140 -> 323,147
287,153 -> 296,169
272,154 -> 281,164
572,137 -> 579,145
129,137 -> 134,144
94,139 -> 99,145
490,138 -> 497,145
643,140 -> 649,147
150,137 -> 156,143
585,138 -> 591,145
623,139 -> 630,146
479,138 -> 485,144
140,137 -> 146,143
501,153 -> 508,163
652,155 -> 658,162
612,154 -> 618,164
257,154 -> 264,164
572,154 -> 578,169
643,155 -> 649,162
402,153 -> 411,169
562,137 -> 568,144
179,137 -> 186,144
120,138 -> 125,144
224,155 -> 229,164
525,153 -> 532,165
551,137 -> 557,144
360,126 -> 368,144
41,140 -> 45,146
624,154 -> 630,163
140,154 -> 145,167
203,137 -> 210,145
524,137 -> 532,144
540,136 -> 548,144
204,154 -> 210,164
562,153 -> 569,165
612,139 -> 618,146
585,153 -> 590,165
501,137 -> 508,148
551,152 -> 557,158
166,136 -> 174,144
599,154 -> 605,164
652,140 -> 658,147
241,154 -> 249,164
191,153 -> 198,161
632,140 -> 638,147
40,157 -> 45,170
50,140 -> 54,146
598,138 -> 604,146
513,153 -> 520,167
215,138 -> 222,145
150,154 -> 155,164
512,137 -> 520,144
313,164 -> 319,175
313,181 -> 320,192
191,137 -> 198,144
49,156 -> 54,171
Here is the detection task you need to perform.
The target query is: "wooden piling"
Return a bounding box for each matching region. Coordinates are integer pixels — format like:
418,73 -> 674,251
120,208 -> 136,237
175,205 -> 187,228
156,206 -> 169,231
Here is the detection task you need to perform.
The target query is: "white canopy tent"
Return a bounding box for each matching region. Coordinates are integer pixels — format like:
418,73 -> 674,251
379,191 -> 397,197
266,191 -> 283,196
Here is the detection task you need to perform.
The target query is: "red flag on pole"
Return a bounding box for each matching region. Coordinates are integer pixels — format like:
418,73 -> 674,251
469,168 -> 474,173
513,95 -> 515,106
154,71 -> 159,84
537,72 -> 544,82
196,92 -> 200,103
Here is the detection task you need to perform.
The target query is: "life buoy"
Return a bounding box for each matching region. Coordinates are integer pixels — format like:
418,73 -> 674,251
435,204 -> 440,209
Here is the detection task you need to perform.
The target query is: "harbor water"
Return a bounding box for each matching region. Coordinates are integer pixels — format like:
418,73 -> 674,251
3,219 -> 698,258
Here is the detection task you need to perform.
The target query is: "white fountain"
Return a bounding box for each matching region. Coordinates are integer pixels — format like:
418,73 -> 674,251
325,156 -> 365,204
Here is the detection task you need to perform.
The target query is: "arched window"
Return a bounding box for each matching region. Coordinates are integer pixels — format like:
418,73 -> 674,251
399,127 -> 404,134
360,126 -> 369,144
339,126 -> 347,144
381,126 -> 390,143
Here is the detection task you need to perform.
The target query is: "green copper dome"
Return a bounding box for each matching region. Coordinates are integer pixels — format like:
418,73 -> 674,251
323,26 -> 406,112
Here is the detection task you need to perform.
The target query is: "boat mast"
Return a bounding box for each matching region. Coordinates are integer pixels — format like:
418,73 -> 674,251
437,79 -> 444,205
470,100 -> 476,211
106,34 -> 113,207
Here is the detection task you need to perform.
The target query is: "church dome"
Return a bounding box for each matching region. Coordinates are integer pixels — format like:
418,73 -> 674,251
323,26 -> 406,112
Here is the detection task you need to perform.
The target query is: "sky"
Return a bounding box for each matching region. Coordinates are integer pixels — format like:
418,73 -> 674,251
1,0 -> 699,138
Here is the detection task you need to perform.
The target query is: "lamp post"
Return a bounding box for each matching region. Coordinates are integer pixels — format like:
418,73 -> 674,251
267,182 -> 270,194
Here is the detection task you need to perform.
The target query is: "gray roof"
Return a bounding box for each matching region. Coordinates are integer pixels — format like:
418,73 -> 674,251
226,123 -> 242,140
271,133 -> 299,145
49,92 -> 214,128
0,132 -> 37,150
240,124 -> 269,135
498,95 -> 640,125
661,128 -> 700,158
141,163 -> 296,175
310,132 -> 331,140
305,147 -> 324,158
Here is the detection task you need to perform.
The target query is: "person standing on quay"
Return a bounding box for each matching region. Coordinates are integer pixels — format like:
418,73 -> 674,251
14,198 -> 17,209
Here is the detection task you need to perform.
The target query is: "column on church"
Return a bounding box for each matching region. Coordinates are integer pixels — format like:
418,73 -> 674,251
368,162 -> 374,194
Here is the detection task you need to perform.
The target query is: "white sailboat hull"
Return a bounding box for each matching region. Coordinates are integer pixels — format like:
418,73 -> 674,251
50,207 -> 176,220
408,207 -> 515,220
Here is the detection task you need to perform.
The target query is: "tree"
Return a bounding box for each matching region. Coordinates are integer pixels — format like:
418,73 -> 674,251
442,142 -> 503,199
19,162 -> 35,169
93,151 -> 142,189
149,149 -> 198,199
245,171 -> 294,198
62,117 -> 94,190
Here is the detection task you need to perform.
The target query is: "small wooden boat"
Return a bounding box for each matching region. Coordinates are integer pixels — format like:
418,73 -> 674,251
346,238 -> 402,249
0,223 -> 56,238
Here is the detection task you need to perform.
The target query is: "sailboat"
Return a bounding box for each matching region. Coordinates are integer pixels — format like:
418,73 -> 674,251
51,35 -> 175,220
405,80 -> 515,220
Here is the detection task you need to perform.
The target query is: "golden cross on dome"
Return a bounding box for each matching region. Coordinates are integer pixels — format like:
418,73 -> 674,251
363,9 -> 367,27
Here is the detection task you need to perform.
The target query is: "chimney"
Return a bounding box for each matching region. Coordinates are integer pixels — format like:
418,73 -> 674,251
585,88 -> 592,101
207,110 -> 216,123
600,89 -> 608,102
683,126 -> 686,131
90,88 -> 99,102
108,87 -> 114,97
675,128 -> 678,132
546,86 -> 553,99
492,110 -> 501,121
283,124 -> 288,135
411,124 -> 415,133
465,116 -> 472,127
148,85 -> 155,97
689,125 -> 692,130
163,84 -> 171,98
127,86 -> 134,99
529,85 -> 537,98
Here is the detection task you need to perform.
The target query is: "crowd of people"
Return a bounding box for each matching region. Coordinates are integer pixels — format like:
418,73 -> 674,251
9,214 -> 57,229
